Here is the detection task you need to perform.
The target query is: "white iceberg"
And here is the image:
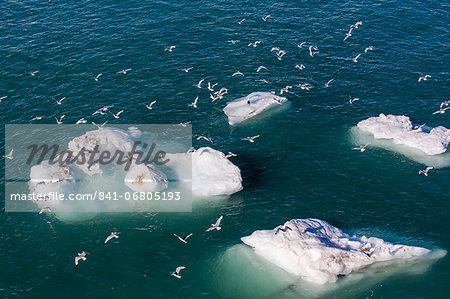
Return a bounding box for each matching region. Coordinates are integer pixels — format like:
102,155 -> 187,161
166,147 -> 243,197
124,162 -> 168,192
223,92 -> 288,125
357,114 -> 450,155
241,218 -> 431,284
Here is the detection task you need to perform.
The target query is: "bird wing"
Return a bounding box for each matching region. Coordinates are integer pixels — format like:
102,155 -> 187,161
215,216 -> 223,226
175,266 -> 185,274
184,233 -> 193,240
205,226 -> 214,232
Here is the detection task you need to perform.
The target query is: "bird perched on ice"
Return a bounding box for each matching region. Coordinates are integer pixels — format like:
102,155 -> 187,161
75,251 -> 89,266
173,233 -> 193,244
418,75 -> 431,82
241,135 -> 260,143
170,266 -> 185,278
352,143 -> 369,152
206,216 -> 223,231
275,225 -> 292,234
3,149 -> 13,160
105,232 -> 120,244
418,167 -> 433,176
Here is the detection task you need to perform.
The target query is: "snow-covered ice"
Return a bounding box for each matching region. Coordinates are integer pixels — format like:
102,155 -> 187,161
241,218 -> 432,284
357,114 -> 450,155
223,92 -> 288,125
167,147 -> 243,196
124,162 -> 168,192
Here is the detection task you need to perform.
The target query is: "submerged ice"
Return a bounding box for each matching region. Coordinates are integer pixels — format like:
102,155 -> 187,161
223,92 -> 288,125
357,114 -> 450,155
241,219 -> 432,284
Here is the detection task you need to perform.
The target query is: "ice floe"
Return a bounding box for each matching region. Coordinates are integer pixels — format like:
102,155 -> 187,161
357,114 -> 450,155
241,218 -> 433,284
223,92 -> 288,125
124,162 -> 168,192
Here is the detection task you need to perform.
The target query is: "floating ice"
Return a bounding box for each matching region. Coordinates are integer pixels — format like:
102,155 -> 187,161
357,114 -> 450,155
124,162 -> 168,192
223,92 -> 288,125
167,147 -> 243,196
241,219 -> 431,284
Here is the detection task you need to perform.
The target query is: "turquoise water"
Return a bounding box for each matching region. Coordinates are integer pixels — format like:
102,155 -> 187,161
1,0 -> 449,298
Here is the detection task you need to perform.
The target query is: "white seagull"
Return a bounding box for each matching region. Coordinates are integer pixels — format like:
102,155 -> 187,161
309,45 -> 319,57
39,206 -> 51,214
145,100 -> 157,109
55,97 -> 66,105
110,110 -> 124,119
325,78 -> 334,87
295,64 -> 306,70
241,135 -> 260,143
164,46 -> 176,52
433,107 -> 450,115
173,233 -> 193,244
105,232 -> 120,244
297,42 -> 306,48
189,96 -> 198,108
178,67 -> 193,72
75,251 -> 89,266
76,118 -> 87,124
92,121 -> 107,129
418,75 -> 431,82
116,68 -> 132,74
196,136 -> 212,142
262,15 -> 271,21
170,266 -> 185,279
365,46 -> 374,53
349,96 -> 360,104
55,115 -> 65,124
353,53 -> 361,63
0,95 -> 7,102
225,152 -> 237,158
238,18 -> 245,24
30,116 -> 43,121
207,82 -> 218,91
418,166 -> 433,176
227,40 -> 239,44
206,216 -> 223,232
352,143 -> 369,152
275,50 -> 286,60
4,149 -> 14,160
248,41 -> 261,47
194,79 -> 204,88
95,73 -> 102,81
232,71 -> 244,77
440,100 -> 450,108
256,65 -> 267,72
30,70 -> 39,76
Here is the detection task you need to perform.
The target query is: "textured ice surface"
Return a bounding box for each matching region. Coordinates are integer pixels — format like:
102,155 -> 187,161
241,219 -> 431,284
166,147 -> 243,196
357,114 -> 450,155
223,92 -> 288,125
124,162 -> 168,192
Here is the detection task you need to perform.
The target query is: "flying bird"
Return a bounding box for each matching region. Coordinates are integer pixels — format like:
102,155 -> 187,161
110,110 -> 124,119
353,53 -> 362,63
256,65 -> 267,72
75,251 -> 89,266
349,96 -> 360,104
145,101 -> 157,110
189,96 -> 198,108
352,143 -> 369,152
178,67 -> 193,72
30,116 -> 43,121
227,40 -> 239,44
170,266 -> 185,279
238,18 -> 245,24
295,64 -> 306,70
194,79 -> 204,88
30,70 -> 39,76
418,166 -> 433,176
164,46 -> 176,52
3,149 -> 14,160
433,107 -> 450,115
225,152 -> 237,158
95,73 -> 102,81
38,206 -> 51,214
55,97 -> 66,105
325,78 -> 334,87
76,118 -> 87,124
365,46 -> 374,53
92,121 -> 107,129
275,225 -> 292,234
297,42 -> 306,48
262,15 -> 271,21
116,68 -> 132,74
173,233 -> 193,244
232,71 -> 244,77
105,232 -> 120,244
55,115 -> 65,124
241,135 -> 260,143
207,82 -> 218,91
206,216 -> 223,232
418,75 -> 431,82
196,136 -> 212,142
309,46 -> 319,56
